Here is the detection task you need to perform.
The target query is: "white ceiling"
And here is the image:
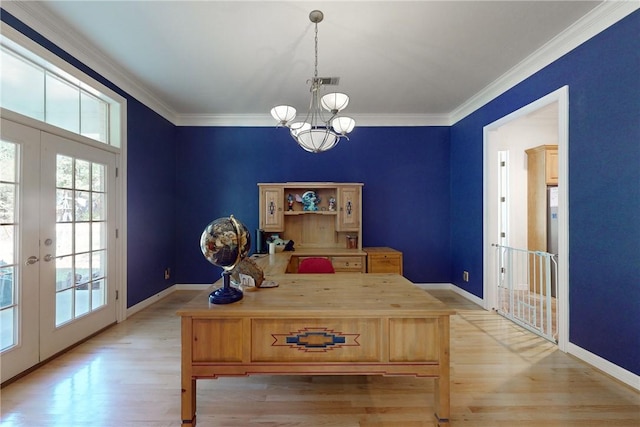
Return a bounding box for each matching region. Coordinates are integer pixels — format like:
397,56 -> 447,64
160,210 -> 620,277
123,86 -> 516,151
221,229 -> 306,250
5,1 -> 609,125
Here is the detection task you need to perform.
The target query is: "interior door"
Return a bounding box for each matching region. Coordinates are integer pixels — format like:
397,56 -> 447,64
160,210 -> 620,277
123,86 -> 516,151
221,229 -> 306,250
0,119 -> 117,382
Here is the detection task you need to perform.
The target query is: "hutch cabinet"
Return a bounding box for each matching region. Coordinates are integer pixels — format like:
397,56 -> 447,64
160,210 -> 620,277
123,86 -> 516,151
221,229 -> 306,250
258,182 -> 365,272
259,182 -> 363,249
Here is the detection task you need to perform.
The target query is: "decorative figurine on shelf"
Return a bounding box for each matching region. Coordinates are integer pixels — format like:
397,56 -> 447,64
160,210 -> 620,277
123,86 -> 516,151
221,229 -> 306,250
328,196 -> 336,211
287,194 -> 294,211
299,191 -> 320,211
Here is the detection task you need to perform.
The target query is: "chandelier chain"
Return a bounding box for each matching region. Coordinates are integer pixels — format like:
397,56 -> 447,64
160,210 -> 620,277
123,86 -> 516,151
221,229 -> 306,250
314,22 -> 319,79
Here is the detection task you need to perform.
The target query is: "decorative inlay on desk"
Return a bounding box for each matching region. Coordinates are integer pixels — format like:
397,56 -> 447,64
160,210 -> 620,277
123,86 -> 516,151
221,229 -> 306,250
274,327 -> 360,352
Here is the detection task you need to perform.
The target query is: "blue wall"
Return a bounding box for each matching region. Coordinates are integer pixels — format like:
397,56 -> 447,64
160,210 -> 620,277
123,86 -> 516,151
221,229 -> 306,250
174,126 -> 451,285
126,99 -> 177,306
450,11 -> 640,374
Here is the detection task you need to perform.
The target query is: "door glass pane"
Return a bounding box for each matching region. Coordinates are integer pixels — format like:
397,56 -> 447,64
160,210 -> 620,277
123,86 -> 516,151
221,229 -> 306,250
0,140 -> 18,351
75,159 -> 90,191
91,250 -> 106,309
92,193 -> 104,220
56,155 -> 73,188
0,184 -> 16,224
55,156 -> 108,327
56,223 -> 73,257
55,256 -> 73,291
75,222 -> 90,254
74,251 -> 90,318
75,191 -> 90,222
92,164 -> 104,192
92,222 -> 105,251
56,288 -> 73,325
0,267 -> 16,350
56,189 -> 73,222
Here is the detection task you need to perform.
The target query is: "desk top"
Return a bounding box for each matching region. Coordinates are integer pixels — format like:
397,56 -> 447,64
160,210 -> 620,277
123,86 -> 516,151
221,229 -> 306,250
177,273 -> 454,318
177,253 -> 454,318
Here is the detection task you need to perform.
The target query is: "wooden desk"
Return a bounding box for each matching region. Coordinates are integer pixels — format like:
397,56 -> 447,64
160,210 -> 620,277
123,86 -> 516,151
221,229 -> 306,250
177,266 -> 454,426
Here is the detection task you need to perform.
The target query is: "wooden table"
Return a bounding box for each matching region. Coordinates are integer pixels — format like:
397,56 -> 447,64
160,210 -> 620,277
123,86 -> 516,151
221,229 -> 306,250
177,257 -> 454,426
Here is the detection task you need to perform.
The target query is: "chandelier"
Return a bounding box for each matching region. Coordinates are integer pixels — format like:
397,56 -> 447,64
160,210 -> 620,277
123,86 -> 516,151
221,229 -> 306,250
270,10 -> 355,153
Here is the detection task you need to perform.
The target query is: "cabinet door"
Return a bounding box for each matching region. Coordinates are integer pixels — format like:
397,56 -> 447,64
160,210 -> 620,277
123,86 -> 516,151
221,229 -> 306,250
260,187 -> 284,231
545,149 -> 558,185
337,186 -> 360,231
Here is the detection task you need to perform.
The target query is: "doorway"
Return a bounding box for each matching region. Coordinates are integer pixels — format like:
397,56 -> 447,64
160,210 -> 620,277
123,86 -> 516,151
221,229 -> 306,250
483,86 -> 569,351
1,118 -> 118,382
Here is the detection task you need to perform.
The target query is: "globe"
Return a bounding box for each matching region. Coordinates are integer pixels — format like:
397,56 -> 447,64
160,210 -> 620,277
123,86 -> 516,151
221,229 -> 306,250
200,215 -> 251,304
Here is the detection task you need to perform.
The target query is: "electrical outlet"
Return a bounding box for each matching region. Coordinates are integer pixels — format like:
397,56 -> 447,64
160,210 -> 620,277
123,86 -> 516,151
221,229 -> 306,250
463,271 -> 469,282
164,268 -> 171,280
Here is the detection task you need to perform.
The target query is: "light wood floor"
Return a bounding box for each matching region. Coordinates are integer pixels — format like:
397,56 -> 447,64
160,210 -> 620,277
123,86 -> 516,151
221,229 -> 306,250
1,289 -> 638,426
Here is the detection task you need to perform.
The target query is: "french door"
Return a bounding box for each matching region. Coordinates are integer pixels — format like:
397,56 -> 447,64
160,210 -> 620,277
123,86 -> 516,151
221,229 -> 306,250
1,118 -> 117,382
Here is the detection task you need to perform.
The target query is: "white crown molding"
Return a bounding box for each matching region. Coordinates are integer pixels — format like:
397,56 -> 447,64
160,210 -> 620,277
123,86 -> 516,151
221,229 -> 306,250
175,114 -> 275,127
450,1 -> 640,124
175,113 -> 451,127
3,0 -> 637,128
352,114 -> 452,127
1,0 -> 178,124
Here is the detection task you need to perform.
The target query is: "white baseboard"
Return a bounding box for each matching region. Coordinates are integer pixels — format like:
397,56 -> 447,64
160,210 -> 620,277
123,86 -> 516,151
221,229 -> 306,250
125,283 -> 211,317
415,282 -> 485,308
567,343 -> 640,391
174,283 -> 211,291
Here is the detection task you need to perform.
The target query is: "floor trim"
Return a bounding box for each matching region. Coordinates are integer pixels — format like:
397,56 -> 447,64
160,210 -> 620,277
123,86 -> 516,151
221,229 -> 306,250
567,343 -> 640,391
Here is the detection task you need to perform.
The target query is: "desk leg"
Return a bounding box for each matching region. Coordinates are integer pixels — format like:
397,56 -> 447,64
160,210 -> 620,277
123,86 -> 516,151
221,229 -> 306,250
181,317 -> 196,426
181,378 -> 196,426
434,315 -> 450,426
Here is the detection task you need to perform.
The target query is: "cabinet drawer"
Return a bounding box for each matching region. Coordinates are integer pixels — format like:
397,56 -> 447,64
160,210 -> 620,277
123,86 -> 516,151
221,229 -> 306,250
368,255 -> 402,274
364,248 -> 403,275
331,256 -> 364,272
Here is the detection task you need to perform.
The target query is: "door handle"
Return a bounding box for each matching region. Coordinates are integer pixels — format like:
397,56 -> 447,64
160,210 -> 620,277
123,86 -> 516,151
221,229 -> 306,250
44,254 -> 53,262
25,256 -> 39,265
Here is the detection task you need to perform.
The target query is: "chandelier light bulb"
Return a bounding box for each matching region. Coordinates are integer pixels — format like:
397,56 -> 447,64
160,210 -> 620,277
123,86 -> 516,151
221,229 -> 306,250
297,129 -> 339,153
270,105 -> 296,125
332,116 -> 356,135
321,93 -> 350,113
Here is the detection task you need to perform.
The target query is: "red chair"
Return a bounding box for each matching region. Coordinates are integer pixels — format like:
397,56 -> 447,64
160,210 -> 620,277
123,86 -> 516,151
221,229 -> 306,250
297,257 -> 335,274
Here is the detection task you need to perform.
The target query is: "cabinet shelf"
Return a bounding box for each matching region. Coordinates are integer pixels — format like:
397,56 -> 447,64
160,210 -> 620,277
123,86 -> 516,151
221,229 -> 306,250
284,210 -> 338,216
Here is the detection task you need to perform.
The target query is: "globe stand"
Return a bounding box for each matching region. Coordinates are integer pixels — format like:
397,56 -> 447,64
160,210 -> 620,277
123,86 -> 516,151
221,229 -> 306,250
209,271 -> 243,304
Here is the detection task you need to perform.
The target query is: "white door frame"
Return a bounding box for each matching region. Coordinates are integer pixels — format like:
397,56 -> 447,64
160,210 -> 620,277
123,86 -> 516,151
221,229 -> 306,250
482,86 -> 569,352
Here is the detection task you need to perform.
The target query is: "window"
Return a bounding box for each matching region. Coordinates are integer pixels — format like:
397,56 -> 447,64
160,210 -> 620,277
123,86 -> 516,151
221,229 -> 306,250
0,32 -> 122,148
